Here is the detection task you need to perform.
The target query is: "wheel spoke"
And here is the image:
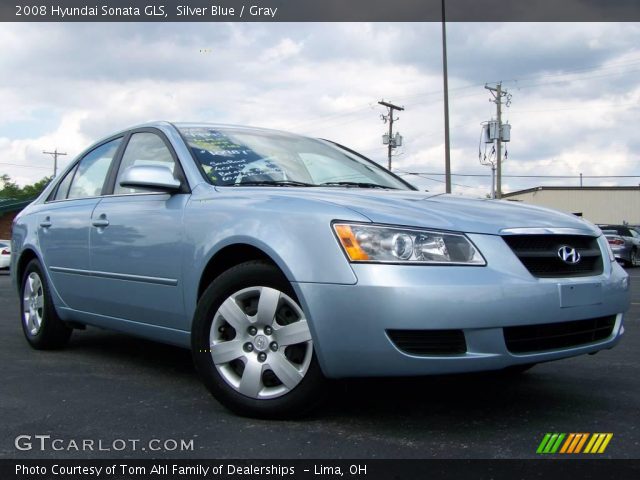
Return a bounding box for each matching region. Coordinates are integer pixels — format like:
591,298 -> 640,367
276,320 -> 312,346
210,340 -> 244,365
35,296 -> 44,309
25,310 -> 32,331
238,360 -> 263,397
32,276 -> 41,293
256,287 -> 280,325
218,297 -> 251,330
27,309 -> 36,333
267,352 -> 303,389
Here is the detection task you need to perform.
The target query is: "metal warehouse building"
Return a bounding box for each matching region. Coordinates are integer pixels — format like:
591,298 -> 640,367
502,186 -> 640,225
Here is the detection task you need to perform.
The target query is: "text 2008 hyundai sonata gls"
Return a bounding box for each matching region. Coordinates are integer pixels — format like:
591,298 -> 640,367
11,122 -> 629,417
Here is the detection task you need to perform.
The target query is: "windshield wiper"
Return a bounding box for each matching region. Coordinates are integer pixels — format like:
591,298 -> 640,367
235,180 -> 313,187
320,181 -> 397,190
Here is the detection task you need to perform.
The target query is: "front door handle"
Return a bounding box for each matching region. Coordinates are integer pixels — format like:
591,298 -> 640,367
92,215 -> 109,228
40,216 -> 52,228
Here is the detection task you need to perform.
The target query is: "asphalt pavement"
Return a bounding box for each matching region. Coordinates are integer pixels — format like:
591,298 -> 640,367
0,268 -> 638,459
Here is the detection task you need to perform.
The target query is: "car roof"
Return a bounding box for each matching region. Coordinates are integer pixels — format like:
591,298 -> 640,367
119,121 -> 312,140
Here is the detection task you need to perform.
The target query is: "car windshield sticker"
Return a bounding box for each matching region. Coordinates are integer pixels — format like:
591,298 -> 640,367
181,128 -> 284,184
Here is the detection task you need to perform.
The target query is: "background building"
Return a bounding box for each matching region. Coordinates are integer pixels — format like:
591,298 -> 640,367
0,199 -> 33,239
503,186 -> 640,224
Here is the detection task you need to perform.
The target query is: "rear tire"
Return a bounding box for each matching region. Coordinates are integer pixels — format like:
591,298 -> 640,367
191,261 -> 327,418
20,259 -> 72,349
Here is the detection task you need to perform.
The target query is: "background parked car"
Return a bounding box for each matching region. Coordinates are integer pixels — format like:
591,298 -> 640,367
598,225 -> 640,267
0,240 -> 11,270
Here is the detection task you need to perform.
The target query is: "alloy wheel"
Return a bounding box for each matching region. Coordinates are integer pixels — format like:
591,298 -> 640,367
23,272 -> 45,335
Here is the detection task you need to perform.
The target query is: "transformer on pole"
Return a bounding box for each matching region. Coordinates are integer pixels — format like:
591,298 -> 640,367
379,100 -> 404,171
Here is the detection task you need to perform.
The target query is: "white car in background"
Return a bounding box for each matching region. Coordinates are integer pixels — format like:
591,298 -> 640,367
0,240 -> 11,270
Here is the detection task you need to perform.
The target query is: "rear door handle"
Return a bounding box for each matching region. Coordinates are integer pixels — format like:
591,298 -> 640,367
92,214 -> 109,228
40,217 -> 52,228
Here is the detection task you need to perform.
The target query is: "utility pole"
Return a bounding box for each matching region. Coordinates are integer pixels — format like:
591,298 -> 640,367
484,83 -> 510,198
490,164 -> 496,199
42,149 -> 67,178
379,100 -> 405,171
441,0 -> 451,193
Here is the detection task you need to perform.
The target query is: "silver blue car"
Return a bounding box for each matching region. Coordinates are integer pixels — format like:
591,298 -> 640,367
11,122 -> 630,417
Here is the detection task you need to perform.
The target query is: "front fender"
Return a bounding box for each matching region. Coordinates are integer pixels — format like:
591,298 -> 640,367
182,189 -> 368,322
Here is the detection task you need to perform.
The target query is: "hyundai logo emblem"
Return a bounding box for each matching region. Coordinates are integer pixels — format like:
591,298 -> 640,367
558,245 -> 581,265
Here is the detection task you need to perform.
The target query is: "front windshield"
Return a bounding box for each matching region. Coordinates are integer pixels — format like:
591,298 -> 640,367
177,126 -> 412,190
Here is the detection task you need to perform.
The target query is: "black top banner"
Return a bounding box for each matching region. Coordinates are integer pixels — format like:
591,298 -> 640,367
2,0 -> 640,22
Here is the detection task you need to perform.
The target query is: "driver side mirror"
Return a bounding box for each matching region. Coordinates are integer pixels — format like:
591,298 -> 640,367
119,165 -> 182,192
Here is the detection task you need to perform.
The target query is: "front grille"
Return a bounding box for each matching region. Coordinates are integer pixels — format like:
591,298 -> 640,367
387,329 -> 467,355
504,316 -> 616,354
502,234 -> 603,277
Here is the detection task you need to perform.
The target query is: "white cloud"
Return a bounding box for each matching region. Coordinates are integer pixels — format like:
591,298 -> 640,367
261,38 -> 304,62
1,21 -> 639,198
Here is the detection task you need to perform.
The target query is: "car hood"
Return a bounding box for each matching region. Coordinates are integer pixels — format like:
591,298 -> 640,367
212,187 -> 599,236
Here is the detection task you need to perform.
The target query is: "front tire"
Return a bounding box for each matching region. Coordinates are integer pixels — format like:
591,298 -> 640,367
20,259 -> 72,349
191,261 -> 327,418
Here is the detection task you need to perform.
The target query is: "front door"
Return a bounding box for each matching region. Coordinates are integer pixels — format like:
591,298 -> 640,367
88,131 -> 189,330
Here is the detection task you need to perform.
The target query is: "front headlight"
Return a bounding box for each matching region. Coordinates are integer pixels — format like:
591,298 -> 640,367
333,223 -> 486,265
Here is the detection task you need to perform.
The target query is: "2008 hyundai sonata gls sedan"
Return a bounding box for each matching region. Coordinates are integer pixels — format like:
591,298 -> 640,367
11,122 -> 629,417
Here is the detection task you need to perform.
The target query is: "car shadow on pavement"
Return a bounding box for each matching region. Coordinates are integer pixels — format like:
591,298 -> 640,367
59,326 -> 605,423
64,329 -> 196,377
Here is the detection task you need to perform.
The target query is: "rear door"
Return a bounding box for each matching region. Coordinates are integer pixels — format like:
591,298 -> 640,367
37,137 -> 123,311
88,129 -> 190,330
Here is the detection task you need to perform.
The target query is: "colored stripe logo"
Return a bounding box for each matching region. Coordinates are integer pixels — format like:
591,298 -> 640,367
537,433 -> 613,454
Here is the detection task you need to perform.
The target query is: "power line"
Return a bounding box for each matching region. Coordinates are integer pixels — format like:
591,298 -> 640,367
395,169 -> 475,189
509,101 -> 639,115
0,162 -> 52,170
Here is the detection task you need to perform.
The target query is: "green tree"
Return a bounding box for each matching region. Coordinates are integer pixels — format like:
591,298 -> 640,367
0,174 -> 52,200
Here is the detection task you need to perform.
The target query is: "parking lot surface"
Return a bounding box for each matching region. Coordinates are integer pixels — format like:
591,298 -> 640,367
0,269 -> 638,459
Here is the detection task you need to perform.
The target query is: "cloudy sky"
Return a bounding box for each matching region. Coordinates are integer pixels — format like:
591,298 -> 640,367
1,22 -> 639,195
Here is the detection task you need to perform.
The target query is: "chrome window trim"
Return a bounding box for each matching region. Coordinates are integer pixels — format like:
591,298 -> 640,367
44,192 -> 174,205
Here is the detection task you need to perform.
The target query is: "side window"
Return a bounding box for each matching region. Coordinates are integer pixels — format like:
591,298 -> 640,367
67,138 -> 121,200
114,132 -> 177,194
52,163 -> 79,201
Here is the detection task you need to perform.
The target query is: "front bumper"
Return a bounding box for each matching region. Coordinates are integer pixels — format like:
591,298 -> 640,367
294,234 -> 630,378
